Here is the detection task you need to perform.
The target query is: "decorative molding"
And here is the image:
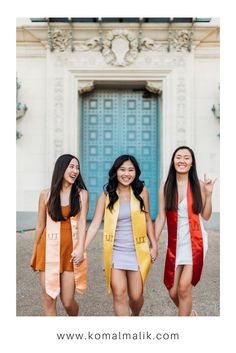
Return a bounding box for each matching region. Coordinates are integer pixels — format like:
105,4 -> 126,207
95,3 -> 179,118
53,56 -> 65,158
140,37 -> 166,51
75,32 -> 167,66
50,29 -> 71,52
176,76 -> 187,145
68,68 -> 172,80
76,37 -> 102,51
145,81 -> 162,95
102,30 -> 139,66
168,30 -> 192,52
16,77 -> 28,140
78,80 -> 95,94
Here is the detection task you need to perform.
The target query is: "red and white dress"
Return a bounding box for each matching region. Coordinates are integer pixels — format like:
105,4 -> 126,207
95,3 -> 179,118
164,183 -> 208,290
175,197 -> 208,267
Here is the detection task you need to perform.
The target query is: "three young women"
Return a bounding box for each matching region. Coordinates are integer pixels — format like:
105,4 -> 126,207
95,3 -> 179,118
31,154 -> 88,316
85,154 -> 158,316
31,148 -> 215,316
155,146 -> 216,316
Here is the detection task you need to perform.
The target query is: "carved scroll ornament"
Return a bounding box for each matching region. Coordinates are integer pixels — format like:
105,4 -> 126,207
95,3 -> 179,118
102,30 -> 139,66
78,81 -> 94,94
145,81 -> 162,95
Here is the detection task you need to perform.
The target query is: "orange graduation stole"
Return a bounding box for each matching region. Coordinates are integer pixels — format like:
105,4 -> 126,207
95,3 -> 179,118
164,182 -> 204,290
103,188 -> 151,294
45,211 -> 87,299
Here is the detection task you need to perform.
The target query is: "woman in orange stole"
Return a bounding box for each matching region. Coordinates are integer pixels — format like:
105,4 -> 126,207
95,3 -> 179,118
155,146 -> 216,316
31,154 -> 88,316
85,155 -> 157,316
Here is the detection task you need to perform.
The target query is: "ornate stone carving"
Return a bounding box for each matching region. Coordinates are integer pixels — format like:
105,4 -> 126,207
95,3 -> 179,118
168,30 -> 192,52
16,77 -> 28,139
76,37 -> 102,51
76,34 -> 166,55
52,55 -> 65,157
78,81 -> 94,94
102,30 -> 139,66
51,30 -> 70,51
140,37 -> 165,51
176,76 -> 187,145
145,81 -> 162,95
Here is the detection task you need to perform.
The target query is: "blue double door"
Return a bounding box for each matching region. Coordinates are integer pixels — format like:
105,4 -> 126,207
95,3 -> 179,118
81,89 -> 160,219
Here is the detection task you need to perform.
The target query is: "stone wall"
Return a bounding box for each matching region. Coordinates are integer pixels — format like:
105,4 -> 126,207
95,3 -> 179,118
16,19 -> 220,229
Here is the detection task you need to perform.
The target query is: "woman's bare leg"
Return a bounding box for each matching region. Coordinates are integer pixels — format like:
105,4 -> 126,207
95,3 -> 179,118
60,271 -> 79,316
39,271 -> 57,316
127,270 -> 143,316
177,265 -> 193,316
168,265 -> 184,307
111,269 -> 129,316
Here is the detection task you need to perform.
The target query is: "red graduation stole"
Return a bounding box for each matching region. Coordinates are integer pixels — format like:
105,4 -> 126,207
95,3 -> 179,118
164,182 -> 204,290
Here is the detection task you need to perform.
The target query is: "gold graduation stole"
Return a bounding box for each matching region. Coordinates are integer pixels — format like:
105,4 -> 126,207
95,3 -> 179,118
45,211 -> 87,299
103,188 -> 151,294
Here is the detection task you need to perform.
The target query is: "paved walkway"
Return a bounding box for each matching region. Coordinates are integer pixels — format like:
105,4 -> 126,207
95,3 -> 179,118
16,228 -> 220,316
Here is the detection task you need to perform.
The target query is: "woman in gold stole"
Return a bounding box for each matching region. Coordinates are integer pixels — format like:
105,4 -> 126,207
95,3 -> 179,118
85,155 -> 157,316
31,154 -> 88,316
155,146 -> 216,316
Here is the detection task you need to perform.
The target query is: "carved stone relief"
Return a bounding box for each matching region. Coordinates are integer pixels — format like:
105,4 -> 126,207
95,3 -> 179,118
176,76 -> 187,145
47,26 -> 194,68
49,30 -> 193,68
146,81 -> 162,95
101,30 -> 139,66
50,30 -> 71,52
168,30 -> 192,52
52,56 -> 65,157
76,37 -> 102,51
74,30 -> 167,66
140,37 -> 166,51
78,81 -> 95,94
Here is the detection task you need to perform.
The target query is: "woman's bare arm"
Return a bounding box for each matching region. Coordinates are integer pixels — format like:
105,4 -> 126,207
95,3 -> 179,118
85,192 -> 106,250
154,183 -> 166,242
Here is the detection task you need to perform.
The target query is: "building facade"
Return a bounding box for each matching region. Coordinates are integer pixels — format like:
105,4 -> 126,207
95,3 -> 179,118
16,18 -> 220,230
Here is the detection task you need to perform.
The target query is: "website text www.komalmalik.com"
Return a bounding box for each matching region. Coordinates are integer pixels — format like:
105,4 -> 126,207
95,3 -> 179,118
57,330 -> 180,341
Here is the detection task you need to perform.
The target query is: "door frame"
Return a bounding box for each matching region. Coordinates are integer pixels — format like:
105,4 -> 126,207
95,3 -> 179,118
80,87 -> 161,219
65,68 -> 172,184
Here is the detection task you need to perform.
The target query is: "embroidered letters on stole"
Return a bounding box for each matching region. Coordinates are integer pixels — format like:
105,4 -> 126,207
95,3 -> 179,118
45,211 -> 87,299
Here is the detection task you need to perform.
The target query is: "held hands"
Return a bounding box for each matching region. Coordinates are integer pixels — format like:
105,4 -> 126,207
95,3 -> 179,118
150,245 -> 158,263
70,246 -> 84,266
203,174 -> 217,197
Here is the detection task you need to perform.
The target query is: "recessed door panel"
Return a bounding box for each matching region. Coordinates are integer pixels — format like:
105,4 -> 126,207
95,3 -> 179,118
81,89 -> 160,219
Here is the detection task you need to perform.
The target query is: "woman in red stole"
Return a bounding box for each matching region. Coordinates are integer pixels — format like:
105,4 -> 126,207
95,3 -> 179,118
31,154 -> 88,316
155,146 -> 216,316
85,155 -> 157,316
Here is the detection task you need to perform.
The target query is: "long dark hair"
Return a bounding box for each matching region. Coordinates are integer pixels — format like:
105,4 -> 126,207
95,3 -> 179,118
47,154 -> 87,221
164,146 -> 202,214
104,155 -> 145,212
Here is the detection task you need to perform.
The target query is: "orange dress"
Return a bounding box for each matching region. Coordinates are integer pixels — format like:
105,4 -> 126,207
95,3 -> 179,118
32,206 -> 74,272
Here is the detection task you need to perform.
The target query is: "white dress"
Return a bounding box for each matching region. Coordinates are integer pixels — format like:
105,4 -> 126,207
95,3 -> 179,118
175,197 -> 208,267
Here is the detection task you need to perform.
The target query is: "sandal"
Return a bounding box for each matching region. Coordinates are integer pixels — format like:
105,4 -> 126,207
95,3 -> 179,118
191,309 -> 198,316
